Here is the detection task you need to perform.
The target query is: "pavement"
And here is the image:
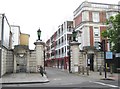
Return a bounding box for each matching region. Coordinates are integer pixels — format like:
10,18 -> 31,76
59,68 -> 119,81
0,69 -> 119,84
1,73 -> 49,84
76,71 -> 119,81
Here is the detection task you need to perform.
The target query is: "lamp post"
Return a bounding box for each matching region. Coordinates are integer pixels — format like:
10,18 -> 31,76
37,28 -> 41,41
44,49 -> 45,70
68,37 -> 72,73
102,39 -> 107,79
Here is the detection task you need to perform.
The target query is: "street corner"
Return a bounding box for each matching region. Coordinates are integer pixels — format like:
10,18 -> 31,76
43,74 -> 50,83
100,75 -> 117,81
1,73 -> 50,84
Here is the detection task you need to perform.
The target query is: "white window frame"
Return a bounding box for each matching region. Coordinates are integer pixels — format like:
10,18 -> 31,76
93,27 -> 100,37
92,12 -> 99,22
82,11 -> 89,21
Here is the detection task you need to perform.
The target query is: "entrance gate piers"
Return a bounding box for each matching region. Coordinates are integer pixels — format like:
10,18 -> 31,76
34,41 -> 45,72
70,41 -> 81,73
13,41 -> 45,73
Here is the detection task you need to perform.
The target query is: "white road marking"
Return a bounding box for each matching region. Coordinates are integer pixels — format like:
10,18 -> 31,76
90,81 -> 119,88
53,78 -> 61,80
60,83 -> 73,85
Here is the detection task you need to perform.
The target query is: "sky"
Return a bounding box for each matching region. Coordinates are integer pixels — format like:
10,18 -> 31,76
0,0 -> 119,49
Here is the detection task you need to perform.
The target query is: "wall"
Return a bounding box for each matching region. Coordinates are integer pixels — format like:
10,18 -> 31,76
0,14 -> 2,41
20,33 -> 30,46
29,50 -> 37,72
6,50 -> 13,73
1,48 -> 7,76
1,47 -> 14,76
11,25 -> 20,49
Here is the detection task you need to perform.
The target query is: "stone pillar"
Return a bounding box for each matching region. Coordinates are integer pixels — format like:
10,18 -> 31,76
79,52 -> 84,74
34,41 -> 45,72
70,41 -> 81,73
26,51 -> 30,72
94,54 -> 97,71
13,55 -> 16,73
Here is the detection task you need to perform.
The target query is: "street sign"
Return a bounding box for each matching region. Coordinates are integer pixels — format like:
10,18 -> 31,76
106,51 -> 113,59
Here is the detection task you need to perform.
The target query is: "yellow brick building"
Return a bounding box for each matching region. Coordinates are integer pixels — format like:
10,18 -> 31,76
20,33 -> 30,46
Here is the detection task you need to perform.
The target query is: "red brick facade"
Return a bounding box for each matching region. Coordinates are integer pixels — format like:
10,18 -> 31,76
89,26 -> 94,47
74,13 -> 82,27
100,26 -> 108,51
89,11 -> 92,21
99,11 -> 106,23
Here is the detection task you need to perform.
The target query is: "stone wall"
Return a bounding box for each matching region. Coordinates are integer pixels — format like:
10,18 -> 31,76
29,50 -> 37,72
96,52 -> 104,71
6,50 -> 13,73
1,47 -> 13,76
1,48 -> 7,76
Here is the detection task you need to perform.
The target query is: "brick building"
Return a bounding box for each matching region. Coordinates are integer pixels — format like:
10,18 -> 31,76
73,1 -> 119,71
45,1 -> 119,72
45,21 -> 73,70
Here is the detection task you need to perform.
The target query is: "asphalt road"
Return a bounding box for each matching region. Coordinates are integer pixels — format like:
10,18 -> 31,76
2,67 -> 120,89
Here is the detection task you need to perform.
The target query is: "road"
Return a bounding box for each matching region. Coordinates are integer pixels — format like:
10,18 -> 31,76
2,67 -> 120,89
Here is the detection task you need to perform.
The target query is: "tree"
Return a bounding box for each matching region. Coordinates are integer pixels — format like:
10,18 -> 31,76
102,13 -> 120,53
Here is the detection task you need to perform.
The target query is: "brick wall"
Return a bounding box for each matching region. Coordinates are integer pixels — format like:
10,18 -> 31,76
89,26 -> 94,46
74,13 -> 82,27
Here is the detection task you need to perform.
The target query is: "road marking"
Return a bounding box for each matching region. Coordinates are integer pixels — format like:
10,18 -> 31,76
60,83 -> 73,85
53,78 -> 61,80
90,81 -> 119,88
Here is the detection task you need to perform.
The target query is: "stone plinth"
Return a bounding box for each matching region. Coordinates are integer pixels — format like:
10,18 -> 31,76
34,41 -> 45,72
70,41 -> 81,73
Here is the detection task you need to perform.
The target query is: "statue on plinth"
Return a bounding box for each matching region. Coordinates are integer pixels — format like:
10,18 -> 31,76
72,29 -> 77,41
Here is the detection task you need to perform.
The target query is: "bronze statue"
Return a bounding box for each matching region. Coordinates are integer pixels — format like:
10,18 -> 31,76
72,29 -> 77,41
37,28 -> 41,41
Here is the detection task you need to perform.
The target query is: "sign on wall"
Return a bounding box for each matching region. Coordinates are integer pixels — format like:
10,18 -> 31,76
106,51 -> 113,59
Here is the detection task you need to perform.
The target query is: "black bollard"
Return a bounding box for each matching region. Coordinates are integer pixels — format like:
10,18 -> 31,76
78,66 -> 81,74
110,64 -> 113,74
82,66 -> 84,75
99,66 -> 102,75
86,67 -> 89,76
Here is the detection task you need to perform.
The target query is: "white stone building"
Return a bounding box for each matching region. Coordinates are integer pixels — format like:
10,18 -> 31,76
0,14 -> 45,77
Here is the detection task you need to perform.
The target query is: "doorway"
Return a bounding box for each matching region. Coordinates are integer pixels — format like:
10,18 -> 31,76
17,55 -> 27,72
87,54 -> 94,71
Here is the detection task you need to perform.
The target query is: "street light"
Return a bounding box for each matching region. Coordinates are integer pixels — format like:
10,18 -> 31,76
68,36 -> 72,73
37,28 -> 41,41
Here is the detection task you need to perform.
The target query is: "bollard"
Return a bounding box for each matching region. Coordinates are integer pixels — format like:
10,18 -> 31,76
86,67 -> 89,76
78,66 -> 81,74
110,64 -> 113,74
99,66 -> 102,75
82,66 -> 84,75
110,64 -> 113,77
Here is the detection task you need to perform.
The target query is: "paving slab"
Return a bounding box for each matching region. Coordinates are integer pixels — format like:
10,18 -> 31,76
1,73 -> 49,84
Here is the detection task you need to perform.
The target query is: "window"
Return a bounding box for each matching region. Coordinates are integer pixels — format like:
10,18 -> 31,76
92,12 -> 99,22
62,48 -> 64,54
94,41 -> 99,49
82,11 -> 89,21
64,46 -> 66,52
106,12 -> 117,19
94,27 -> 99,37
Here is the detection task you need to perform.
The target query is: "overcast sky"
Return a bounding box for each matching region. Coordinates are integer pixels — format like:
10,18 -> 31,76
0,0 -> 119,49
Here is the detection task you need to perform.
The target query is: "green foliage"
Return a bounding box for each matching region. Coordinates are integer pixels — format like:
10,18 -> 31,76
102,13 -> 120,52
